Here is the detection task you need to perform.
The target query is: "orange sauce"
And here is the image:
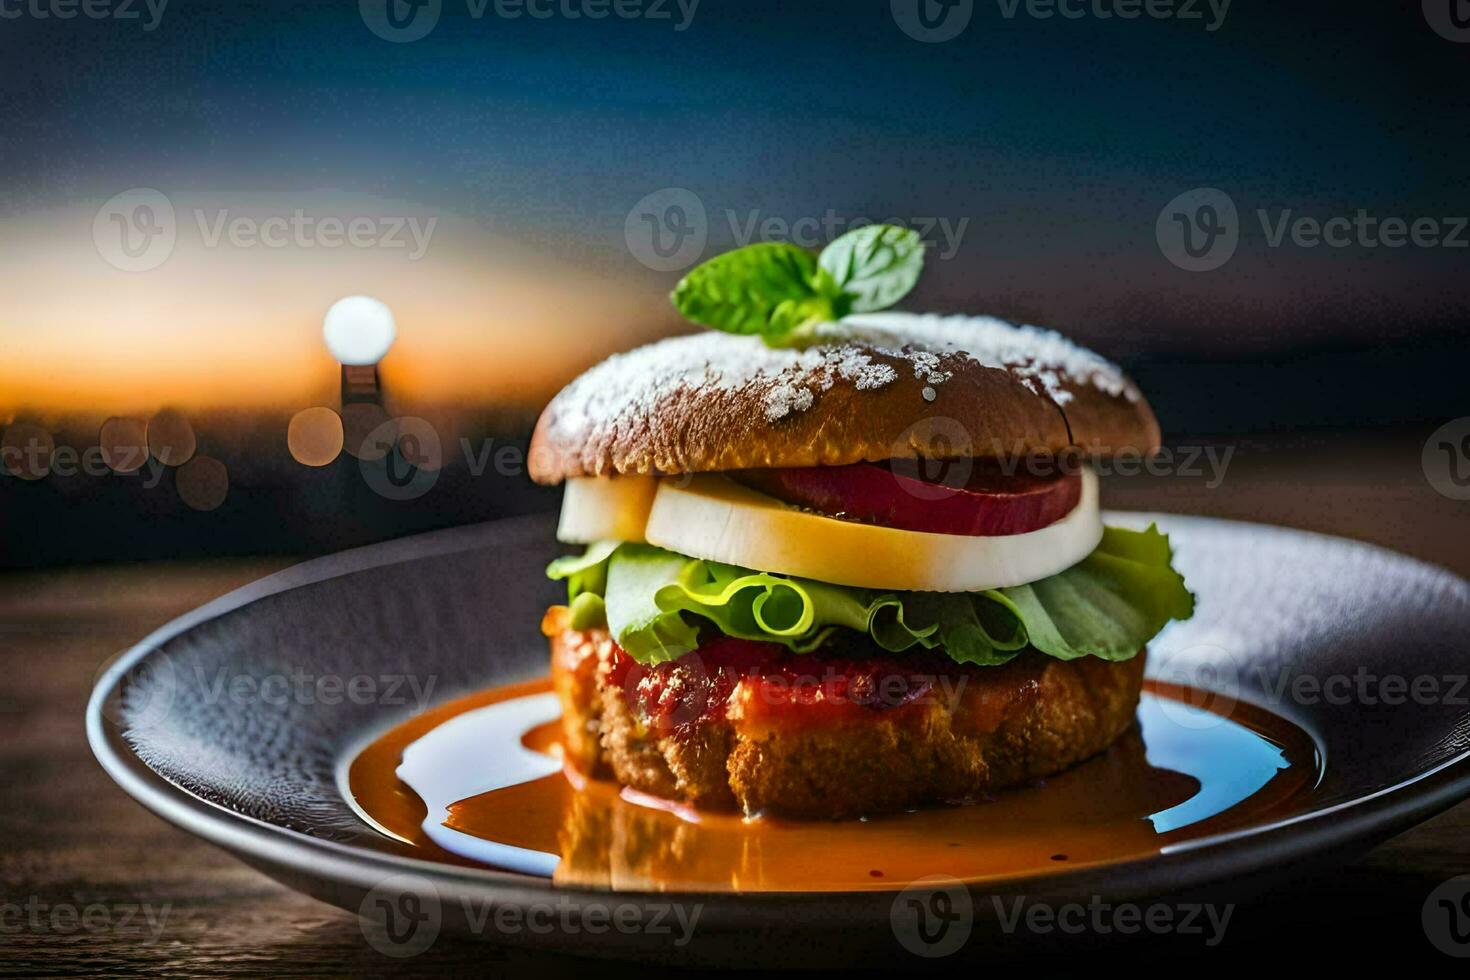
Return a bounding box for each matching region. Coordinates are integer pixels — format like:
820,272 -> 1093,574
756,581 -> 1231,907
346,678 -> 1318,892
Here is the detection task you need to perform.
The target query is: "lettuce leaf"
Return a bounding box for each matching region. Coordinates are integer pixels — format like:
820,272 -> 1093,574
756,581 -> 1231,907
548,525 -> 1193,667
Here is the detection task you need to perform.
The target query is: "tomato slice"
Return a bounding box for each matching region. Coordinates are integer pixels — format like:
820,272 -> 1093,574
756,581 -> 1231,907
734,459 -> 1081,536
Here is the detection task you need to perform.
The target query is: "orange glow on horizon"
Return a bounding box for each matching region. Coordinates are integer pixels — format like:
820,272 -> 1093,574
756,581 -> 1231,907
0,194 -> 677,417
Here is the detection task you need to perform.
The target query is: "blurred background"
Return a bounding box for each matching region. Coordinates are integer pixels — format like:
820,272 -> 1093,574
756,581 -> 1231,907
1,0 -> 1467,569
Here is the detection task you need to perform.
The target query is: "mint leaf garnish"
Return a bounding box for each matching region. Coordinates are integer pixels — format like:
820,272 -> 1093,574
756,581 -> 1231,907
670,242 -> 833,337
669,224 -> 927,345
818,224 -> 925,313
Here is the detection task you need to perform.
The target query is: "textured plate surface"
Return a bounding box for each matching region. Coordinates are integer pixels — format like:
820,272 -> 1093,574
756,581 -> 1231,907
88,514 -> 1470,966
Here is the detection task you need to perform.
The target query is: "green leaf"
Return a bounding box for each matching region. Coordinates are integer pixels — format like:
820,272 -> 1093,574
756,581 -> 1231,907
545,525 -> 1193,668
567,591 -> 607,631
818,224 -> 926,313
670,242 -> 829,339
546,539 -> 618,599
984,526 -> 1195,661
603,545 -> 701,664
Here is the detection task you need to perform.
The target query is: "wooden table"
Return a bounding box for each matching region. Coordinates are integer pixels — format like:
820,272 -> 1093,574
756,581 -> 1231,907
3,433 -> 1467,974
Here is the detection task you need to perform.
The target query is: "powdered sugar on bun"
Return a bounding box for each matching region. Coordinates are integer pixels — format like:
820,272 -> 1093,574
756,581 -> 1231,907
529,314 -> 1158,483
834,313 -> 1138,406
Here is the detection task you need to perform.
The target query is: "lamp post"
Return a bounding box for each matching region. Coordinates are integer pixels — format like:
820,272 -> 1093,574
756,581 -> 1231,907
323,295 -> 396,406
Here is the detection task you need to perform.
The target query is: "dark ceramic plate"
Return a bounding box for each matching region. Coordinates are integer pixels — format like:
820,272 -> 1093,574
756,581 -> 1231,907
88,514 -> 1470,966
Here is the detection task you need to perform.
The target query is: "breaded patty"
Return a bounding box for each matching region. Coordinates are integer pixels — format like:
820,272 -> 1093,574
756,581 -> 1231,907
544,607 -> 1145,820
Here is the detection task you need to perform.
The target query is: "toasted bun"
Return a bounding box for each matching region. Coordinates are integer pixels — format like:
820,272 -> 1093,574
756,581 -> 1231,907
529,312 -> 1159,484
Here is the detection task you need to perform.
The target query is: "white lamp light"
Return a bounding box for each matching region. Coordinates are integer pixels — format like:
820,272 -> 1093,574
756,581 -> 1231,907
323,296 -> 396,365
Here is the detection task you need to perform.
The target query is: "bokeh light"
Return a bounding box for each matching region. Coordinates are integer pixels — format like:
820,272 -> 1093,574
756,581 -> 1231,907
146,410 -> 197,467
342,403 -> 393,461
176,456 -> 229,512
287,407 -> 345,467
1,423 -> 55,481
99,417 -> 149,473
323,296 -> 396,366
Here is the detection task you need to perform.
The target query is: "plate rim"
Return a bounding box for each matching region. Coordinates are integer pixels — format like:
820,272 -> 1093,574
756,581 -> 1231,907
87,512 -> 1470,917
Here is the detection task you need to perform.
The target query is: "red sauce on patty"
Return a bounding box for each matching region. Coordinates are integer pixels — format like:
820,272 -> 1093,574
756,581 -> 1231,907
600,632 -> 1042,736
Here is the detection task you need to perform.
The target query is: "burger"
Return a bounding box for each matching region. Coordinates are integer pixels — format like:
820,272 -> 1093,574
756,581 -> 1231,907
530,225 -> 1193,820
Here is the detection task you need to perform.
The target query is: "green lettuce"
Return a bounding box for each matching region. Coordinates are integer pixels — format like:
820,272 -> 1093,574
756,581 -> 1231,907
547,525 -> 1194,667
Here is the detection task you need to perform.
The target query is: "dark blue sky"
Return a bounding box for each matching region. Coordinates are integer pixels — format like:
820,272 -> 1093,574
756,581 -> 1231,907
2,0 -> 1468,357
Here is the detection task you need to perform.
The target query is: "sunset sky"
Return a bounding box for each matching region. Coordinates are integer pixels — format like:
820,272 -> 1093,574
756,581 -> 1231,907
1,1 -> 1465,421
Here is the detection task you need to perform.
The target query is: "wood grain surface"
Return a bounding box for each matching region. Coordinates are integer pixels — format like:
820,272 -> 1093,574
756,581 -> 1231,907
2,433 -> 1467,975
